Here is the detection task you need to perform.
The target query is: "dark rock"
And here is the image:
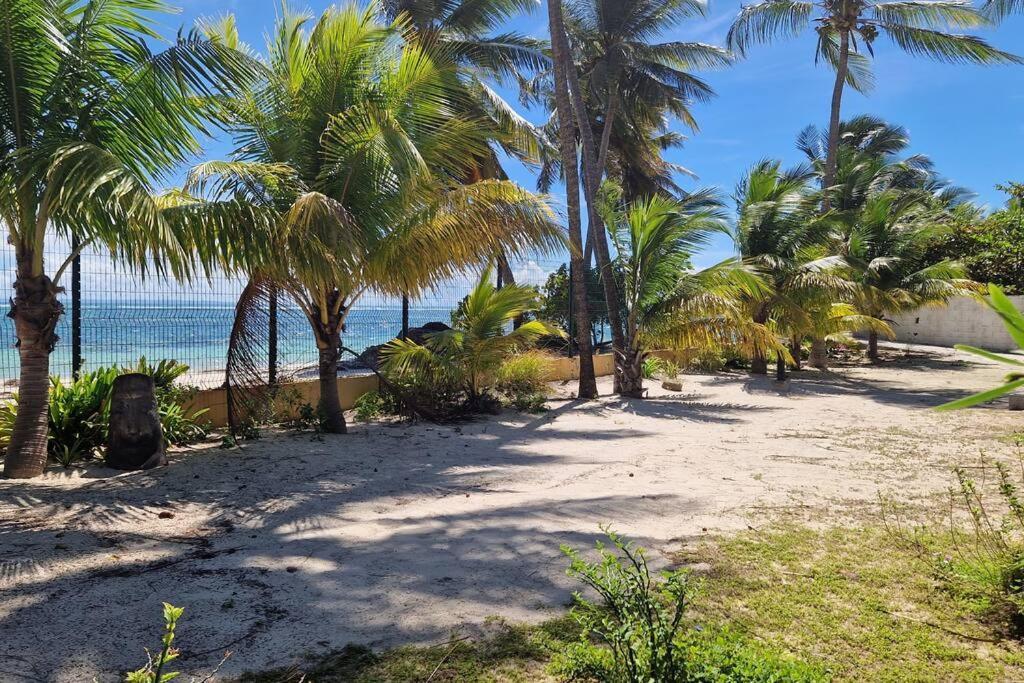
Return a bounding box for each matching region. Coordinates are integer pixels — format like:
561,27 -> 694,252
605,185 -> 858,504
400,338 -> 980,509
348,321 -> 453,370
105,373 -> 166,470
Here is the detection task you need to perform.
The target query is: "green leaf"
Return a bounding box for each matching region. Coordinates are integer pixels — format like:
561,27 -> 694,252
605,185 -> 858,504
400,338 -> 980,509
935,377 -> 1024,411
953,344 -> 1024,367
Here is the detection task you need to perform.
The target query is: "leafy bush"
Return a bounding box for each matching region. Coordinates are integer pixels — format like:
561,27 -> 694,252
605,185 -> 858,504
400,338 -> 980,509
557,530 -> 694,682
0,358 -> 208,467
642,356 -> 680,380
381,268 -> 562,419
882,449 -> 1024,634
352,390 -> 402,422
495,351 -> 553,412
556,530 -> 822,683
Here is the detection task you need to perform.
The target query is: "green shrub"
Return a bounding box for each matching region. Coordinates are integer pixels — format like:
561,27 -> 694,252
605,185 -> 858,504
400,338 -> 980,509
125,603 -> 184,683
353,390 -> 397,422
919,458 -> 1024,632
557,529 -> 694,682
380,268 -> 562,420
643,356 -> 680,379
496,351 -> 553,412
555,530 -> 822,683
0,358 -> 208,467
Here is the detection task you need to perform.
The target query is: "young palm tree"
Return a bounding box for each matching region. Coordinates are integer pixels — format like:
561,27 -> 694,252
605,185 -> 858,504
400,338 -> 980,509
0,0 -> 256,479
599,186 -> 778,395
195,5 -> 562,434
727,0 -> 1019,211
547,0 -> 600,399
839,188 -> 979,359
732,160 -> 854,378
380,266 -> 563,406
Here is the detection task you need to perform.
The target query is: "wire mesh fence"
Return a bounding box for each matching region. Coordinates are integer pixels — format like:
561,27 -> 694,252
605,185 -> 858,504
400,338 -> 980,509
0,239 -> 571,392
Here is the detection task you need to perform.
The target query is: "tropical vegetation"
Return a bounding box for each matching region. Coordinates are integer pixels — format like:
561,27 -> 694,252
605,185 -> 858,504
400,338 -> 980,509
0,0 -> 262,478
189,5 -> 562,434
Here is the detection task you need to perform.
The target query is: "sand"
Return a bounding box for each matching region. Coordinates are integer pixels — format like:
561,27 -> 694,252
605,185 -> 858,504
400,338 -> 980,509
1,343 -> 1021,682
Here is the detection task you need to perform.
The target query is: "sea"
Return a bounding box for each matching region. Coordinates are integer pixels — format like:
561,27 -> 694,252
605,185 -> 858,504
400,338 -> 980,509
0,300 -> 458,389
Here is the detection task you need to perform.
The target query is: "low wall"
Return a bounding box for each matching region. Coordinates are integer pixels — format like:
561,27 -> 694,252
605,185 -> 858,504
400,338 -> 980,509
886,295 -> 1024,352
185,352 -> 617,429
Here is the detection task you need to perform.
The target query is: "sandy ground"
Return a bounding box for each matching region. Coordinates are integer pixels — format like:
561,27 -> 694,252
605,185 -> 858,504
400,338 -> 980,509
2,343 -> 1022,682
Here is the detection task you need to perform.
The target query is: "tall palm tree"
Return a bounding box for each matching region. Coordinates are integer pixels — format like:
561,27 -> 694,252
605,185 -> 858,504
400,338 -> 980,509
727,0 -> 1019,211
196,5 -> 562,433
732,160 -> 853,378
547,0 -> 600,398
599,185 -> 777,395
549,0 -> 731,395
0,0 -> 257,479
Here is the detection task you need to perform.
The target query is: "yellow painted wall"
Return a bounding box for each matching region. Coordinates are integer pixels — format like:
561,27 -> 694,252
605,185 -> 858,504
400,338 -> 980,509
185,353 -> 615,429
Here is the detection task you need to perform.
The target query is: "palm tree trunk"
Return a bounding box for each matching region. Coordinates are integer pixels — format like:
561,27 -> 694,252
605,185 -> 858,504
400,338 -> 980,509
751,307 -> 769,375
318,331 -> 347,434
4,272 -> 63,479
548,0 -> 598,399
810,338 -> 828,370
822,30 -> 850,213
552,14 -> 627,395
868,331 -> 879,361
790,335 -> 802,370
776,353 -> 787,381
619,344 -> 645,398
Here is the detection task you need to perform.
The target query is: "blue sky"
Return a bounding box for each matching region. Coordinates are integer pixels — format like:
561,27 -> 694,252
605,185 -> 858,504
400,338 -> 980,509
171,0 -> 1024,267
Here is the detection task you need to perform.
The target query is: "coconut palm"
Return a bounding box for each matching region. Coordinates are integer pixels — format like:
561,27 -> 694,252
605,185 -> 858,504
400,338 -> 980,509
379,0 -> 550,287
732,160 -> 855,378
380,266 -> 563,406
727,0 -> 1019,211
983,0 -> 1023,18
0,0 -> 259,479
547,0 -> 600,399
194,5 -> 562,434
838,187 -> 979,359
547,0 -> 732,395
599,185 -> 778,395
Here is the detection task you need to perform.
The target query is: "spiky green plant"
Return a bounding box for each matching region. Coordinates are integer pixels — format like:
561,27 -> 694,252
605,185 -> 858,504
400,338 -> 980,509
600,184 -> 778,395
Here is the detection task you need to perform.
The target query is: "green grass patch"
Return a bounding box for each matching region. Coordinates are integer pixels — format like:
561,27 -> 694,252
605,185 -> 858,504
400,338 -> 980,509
237,525 -> 1024,682
686,525 -> 1024,682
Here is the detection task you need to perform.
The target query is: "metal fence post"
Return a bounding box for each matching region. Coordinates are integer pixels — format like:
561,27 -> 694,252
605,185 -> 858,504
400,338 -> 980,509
71,236 -> 82,378
401,295 -> 409,340
268,287 -> 278,385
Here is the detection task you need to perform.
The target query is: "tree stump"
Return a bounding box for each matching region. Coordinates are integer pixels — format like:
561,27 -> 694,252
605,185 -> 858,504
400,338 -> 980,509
105,373 -> 166,470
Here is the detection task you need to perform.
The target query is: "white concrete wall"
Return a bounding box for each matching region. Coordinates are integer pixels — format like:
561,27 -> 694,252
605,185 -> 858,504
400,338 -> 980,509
886,295 -> 1024,351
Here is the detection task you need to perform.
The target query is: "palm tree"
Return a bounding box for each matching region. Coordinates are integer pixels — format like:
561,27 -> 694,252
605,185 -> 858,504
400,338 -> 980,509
380,266 -> 563,407
732,160 -> 854,378
547,0 -> 600,399
196,5 -> 562,434
548,0 -> 732,395
0,0 -> 257,479
803,116 -> 979,360
727,0 -> 1019,212
599,185 -> 778,395
379,0 -> 550,287
839,187 -> 979,359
